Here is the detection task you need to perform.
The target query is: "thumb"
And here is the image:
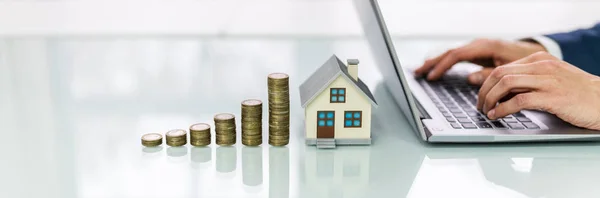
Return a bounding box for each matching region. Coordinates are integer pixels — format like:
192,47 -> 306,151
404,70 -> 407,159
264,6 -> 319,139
468,68 -> 494,85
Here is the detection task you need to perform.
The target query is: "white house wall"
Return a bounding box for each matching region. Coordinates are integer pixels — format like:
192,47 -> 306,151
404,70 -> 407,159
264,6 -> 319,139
305,76 -> 371,139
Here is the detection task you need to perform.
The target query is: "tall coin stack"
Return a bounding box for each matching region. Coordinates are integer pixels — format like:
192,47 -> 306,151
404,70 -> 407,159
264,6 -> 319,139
190,123 -> 211,146
165,129 -> 187,147
241,99 -> 263,146
214,113 -> 236,146
267,73 -> 290,146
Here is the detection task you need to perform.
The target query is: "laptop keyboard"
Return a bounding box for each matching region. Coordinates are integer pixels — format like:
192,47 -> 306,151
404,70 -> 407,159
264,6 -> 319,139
419,76 -> 540,130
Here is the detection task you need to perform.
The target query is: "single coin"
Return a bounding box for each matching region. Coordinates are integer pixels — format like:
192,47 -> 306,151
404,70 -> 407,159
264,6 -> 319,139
141,133 -> 163,147
242,99 -> 263,106
242,139 -> 262,146
190,123 -> 210,131
269,136 -> 290,141
166,129 -> 187,137
214,113 -> 235,121
268,73 -> 289,79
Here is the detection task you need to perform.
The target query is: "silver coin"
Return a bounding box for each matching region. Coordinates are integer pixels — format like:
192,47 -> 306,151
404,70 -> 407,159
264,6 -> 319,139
142,133 -> 162,141
268,73 -> 289,79
166,129 -> 187,137
242,99 -> 263,106
214,113 -> 235,120
190,123 -> 210,131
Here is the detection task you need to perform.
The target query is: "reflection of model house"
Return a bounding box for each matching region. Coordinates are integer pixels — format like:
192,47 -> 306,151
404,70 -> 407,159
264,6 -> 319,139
300,55 -> 377,149
303,148 -> 371,198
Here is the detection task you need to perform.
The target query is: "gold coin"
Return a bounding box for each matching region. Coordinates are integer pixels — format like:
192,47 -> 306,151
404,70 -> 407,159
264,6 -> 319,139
166,140 -> 187,147
216,139 -> 236,146
242,139 -> 262,146
268,140 -> 289,146
268,73 -> 289,79
166,129 -> 187,138
190,123 -> 210,131
269,135 -> 290,140
190,139 -> 211,147
242,99 -> 263,106
214,113 -> 235,121
141,133 -> 163,147
190,133 -> 211,139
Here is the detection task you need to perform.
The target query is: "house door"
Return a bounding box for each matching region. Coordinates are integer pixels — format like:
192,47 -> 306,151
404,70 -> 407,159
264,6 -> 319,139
317,111 -> 335,138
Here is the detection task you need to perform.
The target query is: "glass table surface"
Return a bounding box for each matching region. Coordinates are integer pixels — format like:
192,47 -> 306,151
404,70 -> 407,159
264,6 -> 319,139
1,1 -> 600,198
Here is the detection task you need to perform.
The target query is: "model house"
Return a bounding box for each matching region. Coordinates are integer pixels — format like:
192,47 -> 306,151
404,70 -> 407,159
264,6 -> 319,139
299,55 -> 377,149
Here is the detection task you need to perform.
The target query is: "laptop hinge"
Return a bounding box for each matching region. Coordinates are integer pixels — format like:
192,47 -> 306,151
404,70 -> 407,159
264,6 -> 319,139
413,95 -> 431,120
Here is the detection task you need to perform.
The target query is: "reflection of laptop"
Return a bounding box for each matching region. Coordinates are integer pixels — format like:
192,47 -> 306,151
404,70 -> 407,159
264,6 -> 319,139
354,0 -> 600,142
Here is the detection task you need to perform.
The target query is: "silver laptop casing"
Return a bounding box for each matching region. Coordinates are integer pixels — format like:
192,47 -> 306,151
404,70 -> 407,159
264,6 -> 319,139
355,0 -> 600,142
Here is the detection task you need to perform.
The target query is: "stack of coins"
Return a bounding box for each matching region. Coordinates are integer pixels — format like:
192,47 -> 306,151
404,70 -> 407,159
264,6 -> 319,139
141,133 -> 163,147
190,123 -> 211,146
214,113 -> 236,146
267,73 -> 290,146
165,129 -> 187,147
241,99 -> 263,146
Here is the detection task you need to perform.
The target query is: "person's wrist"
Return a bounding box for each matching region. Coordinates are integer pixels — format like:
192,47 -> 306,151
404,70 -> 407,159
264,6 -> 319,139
519,39 -> 548,53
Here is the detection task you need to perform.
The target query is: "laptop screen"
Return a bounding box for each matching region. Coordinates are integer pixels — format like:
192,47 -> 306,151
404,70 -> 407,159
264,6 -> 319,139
353,0 -> 426,139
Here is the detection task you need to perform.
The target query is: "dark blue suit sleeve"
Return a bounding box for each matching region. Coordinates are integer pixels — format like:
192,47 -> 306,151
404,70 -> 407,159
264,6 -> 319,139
546,23 -> 600,76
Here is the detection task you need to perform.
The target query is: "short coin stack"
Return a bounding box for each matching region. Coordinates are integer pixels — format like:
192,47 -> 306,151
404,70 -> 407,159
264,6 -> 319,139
267,73 -> 290,146
214,113 -> 236,146
241,99 -> 263,146
165,129 -> 187,147
141,133 -> 163,147
190,123 -> 211,146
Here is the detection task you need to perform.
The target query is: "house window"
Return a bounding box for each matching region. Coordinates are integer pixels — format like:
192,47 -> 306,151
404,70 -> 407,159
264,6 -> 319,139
317,111 -> 335,127
344,111 -> 362,128
330,88 -> 346,103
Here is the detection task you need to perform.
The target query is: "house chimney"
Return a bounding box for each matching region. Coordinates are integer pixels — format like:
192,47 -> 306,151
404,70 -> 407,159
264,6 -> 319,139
347,59 -> 359,81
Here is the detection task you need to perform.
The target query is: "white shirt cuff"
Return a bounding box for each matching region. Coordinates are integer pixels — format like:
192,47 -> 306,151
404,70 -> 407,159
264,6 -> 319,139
529,36 -> 563,60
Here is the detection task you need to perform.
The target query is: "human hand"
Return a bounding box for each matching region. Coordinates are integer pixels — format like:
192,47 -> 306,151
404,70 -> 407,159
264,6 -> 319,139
477,52 -> 600,130
414,39 -> 547,85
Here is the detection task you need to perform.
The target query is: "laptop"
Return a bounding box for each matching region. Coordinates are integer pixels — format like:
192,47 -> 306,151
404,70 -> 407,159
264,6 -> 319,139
354,0 -> 600,142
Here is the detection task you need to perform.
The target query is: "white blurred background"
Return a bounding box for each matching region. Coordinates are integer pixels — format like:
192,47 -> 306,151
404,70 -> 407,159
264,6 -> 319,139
0,0 -> 598,37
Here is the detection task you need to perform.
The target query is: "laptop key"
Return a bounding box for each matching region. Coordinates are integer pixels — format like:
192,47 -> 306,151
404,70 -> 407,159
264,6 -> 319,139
442,112 -> 452,117
471,117 -> 486,122
457,118 -> 471,123
453,113 -> 467,118
507,123 -> 525,129
503,118 -> 518,123
462,123 -> 478,129
516,117 -> 532,122
446,117 -> 456,122
450,109 -> 463,113
447,106 -> 459,109
523,122 -> 540,129
491,121 -> 507,129
466,112 -> 480,117
450,122 -> 462,129
513,112 -> 526,117
476,122 -> 493,129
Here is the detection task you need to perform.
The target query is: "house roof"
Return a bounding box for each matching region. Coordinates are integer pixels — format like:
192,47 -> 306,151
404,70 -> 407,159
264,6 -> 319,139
299,55 -> 378,108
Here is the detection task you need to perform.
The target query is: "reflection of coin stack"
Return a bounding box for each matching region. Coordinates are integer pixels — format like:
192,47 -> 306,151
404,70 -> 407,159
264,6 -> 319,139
242,147 -> 263,186
214,113 -> 236,146
166,129 -> 187,147
190,147 -> 212,164
216,146 -> 237,173
269,147 -> 289,198
190,123 -> 211,146
267,73 -> 290,146
242,99 -> 263,146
